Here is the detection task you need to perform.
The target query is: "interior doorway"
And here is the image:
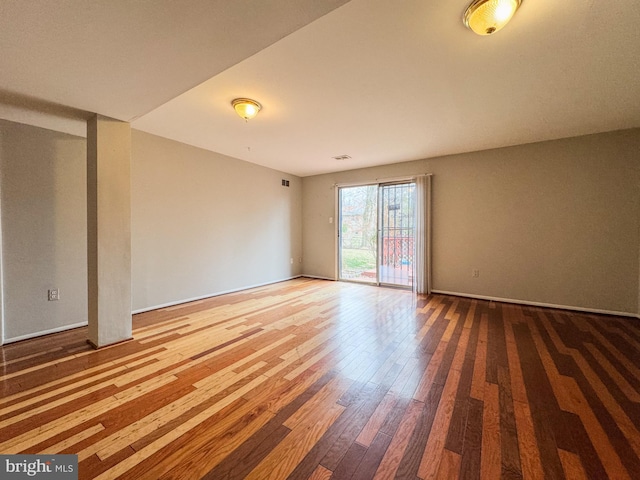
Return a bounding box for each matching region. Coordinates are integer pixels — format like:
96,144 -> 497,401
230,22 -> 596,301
338,182 -> 416,288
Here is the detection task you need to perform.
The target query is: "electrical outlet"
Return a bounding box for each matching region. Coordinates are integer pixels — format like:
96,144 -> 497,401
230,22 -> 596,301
290,258 -> 294,265
472,269 -> 479,278
48,288 -> 60,301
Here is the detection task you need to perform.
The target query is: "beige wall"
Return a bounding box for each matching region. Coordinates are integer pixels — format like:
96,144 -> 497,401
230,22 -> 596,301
0,121 -> 303,341
0,120 -> 87,342
0,120 -> 637,343
303,129 -> 640,315
87,115 -> 132,347
131,130 -> 302,312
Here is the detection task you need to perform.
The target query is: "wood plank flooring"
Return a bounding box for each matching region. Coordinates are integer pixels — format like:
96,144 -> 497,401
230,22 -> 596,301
1,278 -> 640,479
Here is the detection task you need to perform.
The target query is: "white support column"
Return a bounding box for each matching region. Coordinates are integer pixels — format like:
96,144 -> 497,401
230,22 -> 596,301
0,128 -> 4,346
87,114 -> 132,348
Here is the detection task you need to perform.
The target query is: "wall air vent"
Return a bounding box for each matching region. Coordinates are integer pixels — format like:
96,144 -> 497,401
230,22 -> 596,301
332,155 -> 351,161
281,179 -> 290,187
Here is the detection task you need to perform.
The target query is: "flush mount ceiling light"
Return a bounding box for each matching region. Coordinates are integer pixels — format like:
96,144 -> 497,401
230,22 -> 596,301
231,98 -> 262,120
463,0 -> 522,36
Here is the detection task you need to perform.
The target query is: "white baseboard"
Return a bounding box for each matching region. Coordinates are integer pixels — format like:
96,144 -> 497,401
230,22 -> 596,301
131,276 -> 303,314
4,282 -> 636,345
301,274 -> 337,281
430,290 -> 639,319
3,321 -> 88,345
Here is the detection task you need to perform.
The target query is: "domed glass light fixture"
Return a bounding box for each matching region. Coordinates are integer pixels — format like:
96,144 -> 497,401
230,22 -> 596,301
464,0 -> 522,36
232,98 -> 262,120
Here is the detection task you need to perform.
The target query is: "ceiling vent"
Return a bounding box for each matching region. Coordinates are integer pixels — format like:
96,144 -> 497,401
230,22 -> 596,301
332,155 -> 351,161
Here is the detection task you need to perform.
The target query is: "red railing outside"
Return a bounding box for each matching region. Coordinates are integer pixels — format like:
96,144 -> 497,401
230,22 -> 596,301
382,236 -> 414,268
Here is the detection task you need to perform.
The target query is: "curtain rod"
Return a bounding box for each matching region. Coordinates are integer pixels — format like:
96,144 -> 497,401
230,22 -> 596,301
333,173 -> 431,188
376,173 -> 431,182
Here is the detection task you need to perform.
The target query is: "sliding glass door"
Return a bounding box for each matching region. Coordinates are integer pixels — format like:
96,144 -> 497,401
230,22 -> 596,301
338,185 -> 378,283
339,182 -> 415,288
379,183 -> 415,287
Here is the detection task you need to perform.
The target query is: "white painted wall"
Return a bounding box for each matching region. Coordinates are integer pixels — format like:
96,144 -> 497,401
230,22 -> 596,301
303,129 -> 640,315
130,130 -> 303,312
0,120 -> 87,342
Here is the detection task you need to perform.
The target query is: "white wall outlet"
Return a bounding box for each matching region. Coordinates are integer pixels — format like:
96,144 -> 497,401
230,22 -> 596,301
472,269 -> 479,278
48,288 -> 60,301
329,217 -> 333,224
290,258 -> 294,264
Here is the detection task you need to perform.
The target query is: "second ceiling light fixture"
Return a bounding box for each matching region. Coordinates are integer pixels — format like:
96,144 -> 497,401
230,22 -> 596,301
232,98 -> 262,121
463,0 -> 523,36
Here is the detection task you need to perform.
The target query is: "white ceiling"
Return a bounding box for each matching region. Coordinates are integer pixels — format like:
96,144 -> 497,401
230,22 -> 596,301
1,0 -> 639,177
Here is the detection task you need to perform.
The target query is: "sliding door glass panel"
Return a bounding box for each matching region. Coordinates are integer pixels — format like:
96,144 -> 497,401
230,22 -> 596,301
339,185 -> 378,283
379,183 -> 415,287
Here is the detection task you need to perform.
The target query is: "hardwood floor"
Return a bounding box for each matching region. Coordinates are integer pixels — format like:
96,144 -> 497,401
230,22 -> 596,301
1,278 -> 639,479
